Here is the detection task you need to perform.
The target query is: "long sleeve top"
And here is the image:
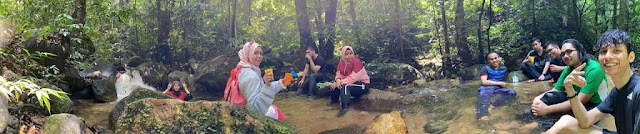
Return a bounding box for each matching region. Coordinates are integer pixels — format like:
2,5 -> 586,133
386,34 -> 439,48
238,67 -> 284,114
335,67 -> 371,84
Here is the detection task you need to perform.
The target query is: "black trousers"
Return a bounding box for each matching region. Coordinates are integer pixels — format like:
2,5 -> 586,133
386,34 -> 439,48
329,82 -> 370,109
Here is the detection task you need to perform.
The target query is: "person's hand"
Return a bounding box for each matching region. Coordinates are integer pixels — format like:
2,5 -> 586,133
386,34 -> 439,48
182,82 -> 190,93
563,63 -> 587,94
550,65 -> 563,72
498,82 -> 507,88
538,75 -> 546,81
263,73 -> 274,84
298,79 -> 304,86
166,83 -> 172,90
523,56 -> 531,63
531,100 -> 550,116
280,79 -> 290,87
305,53 -> 312,60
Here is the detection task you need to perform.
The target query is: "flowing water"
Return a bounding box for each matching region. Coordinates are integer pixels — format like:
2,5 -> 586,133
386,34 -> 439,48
75,80 -> 558,134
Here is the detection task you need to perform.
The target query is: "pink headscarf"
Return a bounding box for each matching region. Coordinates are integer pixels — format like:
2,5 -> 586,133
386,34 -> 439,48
337,46 -> 364,76
237,41 -> 261,71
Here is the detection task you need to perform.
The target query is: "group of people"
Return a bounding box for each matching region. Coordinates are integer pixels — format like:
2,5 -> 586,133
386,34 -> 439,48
222,41 -> 371,119
476,29 -> 639,134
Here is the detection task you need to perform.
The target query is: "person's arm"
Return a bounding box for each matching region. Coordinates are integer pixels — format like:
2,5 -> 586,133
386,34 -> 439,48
308,57 -> 321,73
300,64 -> 309,81
480,75 -> 505,87
522,52 -> 531,64
238,71 -> 283,114
541,61 -> 550,78
565,85 -> 607,128
544,92 -> 594,113
163,83 -> 171,94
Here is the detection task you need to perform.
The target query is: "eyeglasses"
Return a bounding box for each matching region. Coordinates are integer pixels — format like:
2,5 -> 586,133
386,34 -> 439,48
560,49 -> 576,57
545,48 -> 554,53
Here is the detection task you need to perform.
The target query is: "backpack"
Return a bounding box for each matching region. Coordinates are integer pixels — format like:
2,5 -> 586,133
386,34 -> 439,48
224,66 -> 247,107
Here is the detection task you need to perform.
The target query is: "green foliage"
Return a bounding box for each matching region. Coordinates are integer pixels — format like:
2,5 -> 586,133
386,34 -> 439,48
0,76 -> 70,114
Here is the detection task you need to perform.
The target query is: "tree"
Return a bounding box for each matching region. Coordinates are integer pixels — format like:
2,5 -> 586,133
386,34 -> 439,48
477,0 -> 486,62
454,0 -> 470,64
620,0 -> 629,31
73,0 -> 86,24
156,0 -> 173,64
440,0 -> 451,77
347,0 -> 361,45
393,0 -> 404,58
322,0 -> 337,60
295,0 -> 315,54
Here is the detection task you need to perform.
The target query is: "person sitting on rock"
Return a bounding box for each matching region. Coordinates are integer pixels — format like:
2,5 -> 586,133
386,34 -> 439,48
476,52 -> 517,121
521,38 -> 552,82
163,81 -> 192,101
530,39 -> 608,116
544,41 -> 567,83
328,46 -> 370,117
297,45 -> 327,98
224,41 -> 291,120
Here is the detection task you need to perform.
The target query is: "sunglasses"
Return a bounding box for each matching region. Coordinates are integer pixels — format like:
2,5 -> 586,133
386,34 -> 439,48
560,49 -> 576,57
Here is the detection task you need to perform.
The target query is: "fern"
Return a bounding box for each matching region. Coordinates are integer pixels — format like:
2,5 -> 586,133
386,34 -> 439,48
0,76 -> 70,114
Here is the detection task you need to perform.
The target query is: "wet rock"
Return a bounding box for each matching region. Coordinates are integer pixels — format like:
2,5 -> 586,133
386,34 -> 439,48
503,71 -> 530,83
357,89 -> 402,111
109,88 -> 171,128
0,96 -> 8,132
365,111 -> 406,134
126,56 -> 144,67
367,63 -> 421,88
92,76 -> 117,102
456,64 -> 485,80
90,120 -> 113,134
135,62 -> 168,88
424,120 -> 448,134
114,99 -> 295,133
23,30 -> 72,70
42,113 -> 91,134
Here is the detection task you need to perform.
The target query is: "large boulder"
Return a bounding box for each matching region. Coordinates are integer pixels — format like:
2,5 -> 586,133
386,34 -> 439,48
167,70 -> 190,83
109,88 -> 171,128
193,53 -> 239,98
126,56 -> 144,68
135,62 -> 169,88
503,71 -> 530,83
367,63 -> 422,88
0,96 -> 8,133
114,99 -> 295,133
92,76 -> 117,102
456,64 -> 485,80
365,111 -> 406,134
42,113 -> 92,134
356,89 -> 402,111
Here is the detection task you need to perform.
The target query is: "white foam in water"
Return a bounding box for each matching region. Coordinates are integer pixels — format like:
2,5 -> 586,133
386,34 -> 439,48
114,70 -> 156,102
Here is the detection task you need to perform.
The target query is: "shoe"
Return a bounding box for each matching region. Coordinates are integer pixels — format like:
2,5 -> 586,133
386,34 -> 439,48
337,108 -> 349,117
295,91 -> 305,96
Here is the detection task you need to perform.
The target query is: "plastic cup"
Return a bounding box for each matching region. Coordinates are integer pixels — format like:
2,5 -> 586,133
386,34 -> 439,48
284,73 -> 292,85
265,68 -> 273,76
529,57 -> 535,63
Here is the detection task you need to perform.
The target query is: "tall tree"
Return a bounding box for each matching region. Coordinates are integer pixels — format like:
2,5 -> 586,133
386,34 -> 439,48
440,0 -> 451,77
323,0 -> 338,60
477,0 -> 486,62
156,0 -> 172,64
244,0 -> 252,26
295,0 -> 315,54
486,0 -> 493,51
347,0 -> 361,45
313,0 -> 325,55
73,0 -> 87,24
454,0 -> 470,64
613,0 -> 618,29
231,0 -> 238,38
393,0 -> 404,58
619,0 -> 629,31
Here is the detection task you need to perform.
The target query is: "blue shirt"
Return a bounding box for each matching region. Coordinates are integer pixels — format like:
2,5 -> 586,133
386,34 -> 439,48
480,65 -> 507,82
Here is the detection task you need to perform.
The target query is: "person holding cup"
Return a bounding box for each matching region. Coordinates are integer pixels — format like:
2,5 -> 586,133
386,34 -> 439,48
521,38 -> 552,82
297,46 -> 327,98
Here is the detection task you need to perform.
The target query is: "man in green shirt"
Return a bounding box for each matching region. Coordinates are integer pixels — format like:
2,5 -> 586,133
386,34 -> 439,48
531,39 -> 608,116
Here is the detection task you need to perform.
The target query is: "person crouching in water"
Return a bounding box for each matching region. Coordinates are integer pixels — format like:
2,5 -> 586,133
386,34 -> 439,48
328,46 -> 371,117
476,52 -> 517,121
163,81 -> 193,101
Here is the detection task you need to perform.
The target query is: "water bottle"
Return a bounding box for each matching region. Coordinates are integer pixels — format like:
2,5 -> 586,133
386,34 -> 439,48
317,82 -> 333,88
512,73 -> 519,83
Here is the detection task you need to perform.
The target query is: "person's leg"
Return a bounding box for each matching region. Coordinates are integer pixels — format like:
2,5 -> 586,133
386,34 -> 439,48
545,115 -> 604,134
521,63 -> 539,79
307,73 -> 324,96
476,86 -> 495,119
328,87 -> 340,105
490,88 -> 517,106
297,76 -> 311,95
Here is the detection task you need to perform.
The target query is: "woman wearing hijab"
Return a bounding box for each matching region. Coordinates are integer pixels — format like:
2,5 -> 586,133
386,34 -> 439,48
329,46 -> 371,116
163,81 -> 193,101
225,41 -> 290,120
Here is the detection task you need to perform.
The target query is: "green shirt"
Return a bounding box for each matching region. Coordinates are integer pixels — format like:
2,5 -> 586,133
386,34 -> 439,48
554,59 -> 608,104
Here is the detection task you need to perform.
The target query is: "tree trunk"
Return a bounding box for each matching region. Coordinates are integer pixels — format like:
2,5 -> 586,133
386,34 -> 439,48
455,0 -> 470,64
295,0 -> 315,54
348,0 -> 361,45
323,0 -> 337,60
314,0 -> 325,55
619,0 -> 628,31
73,0 -> 86,24
232,0 -> 237,38
441,0 -> 450,77
613,0 -> 618,29
486,0 -> 492,51
244,0 -> 252,26
156,0 -> 172,64
393,0 -> 404,58
477,0 -> 485,62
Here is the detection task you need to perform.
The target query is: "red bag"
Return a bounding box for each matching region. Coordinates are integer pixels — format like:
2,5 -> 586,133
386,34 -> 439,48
224,67 -> 247,107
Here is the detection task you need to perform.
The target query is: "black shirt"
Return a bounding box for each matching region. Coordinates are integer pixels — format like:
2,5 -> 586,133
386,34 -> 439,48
550,58 -> 566,66
527,50 -> 550,69
596,74 -> 640,134
306,55 -> 326,74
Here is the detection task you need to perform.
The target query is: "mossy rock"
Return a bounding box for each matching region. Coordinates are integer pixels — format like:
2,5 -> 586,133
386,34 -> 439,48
367,63 -> 421,88
135,62 -> 168,88
0,96 -> 8,133
456,64 -> 485,80
109,88 -> 172,128
127,56 -> 144,67
114,99 -> 295,134
167,70 -> 190,83
42,113 -> 91,134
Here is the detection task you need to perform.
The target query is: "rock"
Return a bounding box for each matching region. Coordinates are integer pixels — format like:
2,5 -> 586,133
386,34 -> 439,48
23,30 -> 72,70
456,64 -> 485,80
114,99 -> 295,133
193,53 -> 239,98
42,113 -> 90,134
424,120 -> 448,134
49,94 -> 74,114
367,63 -> 422,88
109,88 -> 171,128
357,89 -> 402,111
0,96 -> 8,133
167,70 -> 190,83
503,71 -> 530,83
365,111 -> 407,134
126,56 -> 144,67
135,62 -> 168,88
92,76 -> 117,102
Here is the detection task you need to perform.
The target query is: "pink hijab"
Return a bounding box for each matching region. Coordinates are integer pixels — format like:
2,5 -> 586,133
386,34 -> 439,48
337,46 -> 364,76
237,41 -> 261,71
